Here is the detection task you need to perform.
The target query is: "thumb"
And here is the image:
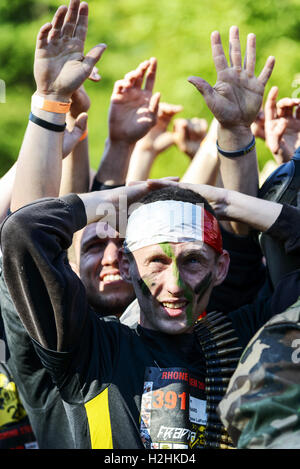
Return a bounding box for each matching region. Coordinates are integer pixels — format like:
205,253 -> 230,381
188,76 -> 216,101
62,113 -> 88,158
82,43 -> 107,77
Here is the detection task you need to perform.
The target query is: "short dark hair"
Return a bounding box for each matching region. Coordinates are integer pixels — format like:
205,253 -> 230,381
138,186 -> 217,218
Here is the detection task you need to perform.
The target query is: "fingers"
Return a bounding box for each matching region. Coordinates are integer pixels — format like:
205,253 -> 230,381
264,86 -> 278,121
123,58 -> 157,92
61,0 -> 80,38
229,26 -> 242,70
88,66 -> 101,82
244,33 -> 256,76
257,55 -> 275,86
36,23 -> 52,48
124,60 -> 150,89
48,6 -> 68,42
63,112 -> 88,158
158,103 -> 183,118
73,2 -> 89,43
276,97 -> 300,118
190,117 -> 208,136
74,112 -> 88,131
146,178 -> 180,190
149,92 -> 161,114
144,58 -> 157,92
211,31 -> 228,73
40,0 -> 88,45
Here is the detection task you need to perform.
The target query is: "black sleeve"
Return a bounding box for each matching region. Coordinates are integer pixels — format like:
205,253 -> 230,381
228,266 -> 300,348
0,194 -> 89,352
207,228 -> 266,313
265,204 -> 300,254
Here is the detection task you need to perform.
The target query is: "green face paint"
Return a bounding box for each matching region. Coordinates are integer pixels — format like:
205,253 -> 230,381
159,242 -> 194,326
137,276 -> 153,297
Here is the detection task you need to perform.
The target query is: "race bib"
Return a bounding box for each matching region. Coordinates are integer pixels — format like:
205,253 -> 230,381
140,367 -> 206,449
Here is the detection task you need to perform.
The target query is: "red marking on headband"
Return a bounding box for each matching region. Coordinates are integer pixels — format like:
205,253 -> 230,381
203,209 -> 223,254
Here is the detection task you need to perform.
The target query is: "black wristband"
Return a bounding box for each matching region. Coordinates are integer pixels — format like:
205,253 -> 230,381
90,177 -> 124,192
216,135 -> 255,158
29,112 -> 66,132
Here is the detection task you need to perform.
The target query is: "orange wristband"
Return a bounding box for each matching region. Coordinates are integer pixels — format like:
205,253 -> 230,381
79,129 -> 88,142
32,95 -> 71,114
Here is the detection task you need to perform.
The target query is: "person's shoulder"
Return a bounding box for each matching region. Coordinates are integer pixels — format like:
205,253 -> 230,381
119,299 -> 140,328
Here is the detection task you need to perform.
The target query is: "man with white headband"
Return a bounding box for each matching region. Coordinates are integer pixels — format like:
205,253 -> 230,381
2,177 -> 300,449
121,189 -> 227,336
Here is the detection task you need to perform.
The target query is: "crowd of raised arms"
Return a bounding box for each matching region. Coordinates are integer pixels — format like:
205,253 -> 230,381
0,0 -> 300,451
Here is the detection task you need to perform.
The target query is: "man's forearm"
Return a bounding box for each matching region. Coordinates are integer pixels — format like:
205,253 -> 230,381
181,139 -> 220,185
217,124 -> 259,235
126,145 -> 156,183
94,138 -> 135,186
60,113 -> 90,196
11,107 -> 65,212
60,137 -> 90,195
1,194 -> 88,352
182,183 -> 282,233
225,189 -> 282,232
0,162 -> 17,222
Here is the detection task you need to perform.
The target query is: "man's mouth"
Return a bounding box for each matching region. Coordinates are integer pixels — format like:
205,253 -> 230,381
101,273 -> 123,284
161,301 -> 187,309
160,300 -> 189,317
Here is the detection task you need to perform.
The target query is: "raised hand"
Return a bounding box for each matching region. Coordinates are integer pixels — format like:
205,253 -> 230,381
125,102 -> 182,183
251,109 -> 265,140
135,102 -> 183,155
188,26 -> 275,130
264,86 -> 300,163
173,117 -> 208,158
34,0 -> 106,102
108,58 -> 161,143
63,112 -> 88,158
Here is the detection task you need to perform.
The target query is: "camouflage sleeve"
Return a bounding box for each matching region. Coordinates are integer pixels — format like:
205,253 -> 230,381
218,297 -> 300,449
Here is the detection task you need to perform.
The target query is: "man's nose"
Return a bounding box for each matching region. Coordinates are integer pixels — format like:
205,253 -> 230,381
165,264 -> 185,296
101,241 -> 119,266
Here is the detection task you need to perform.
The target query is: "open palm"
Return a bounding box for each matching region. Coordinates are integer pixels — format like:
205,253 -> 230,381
189,26 -> 275,129
109,59 -> 161,143
34,0 -> 106,101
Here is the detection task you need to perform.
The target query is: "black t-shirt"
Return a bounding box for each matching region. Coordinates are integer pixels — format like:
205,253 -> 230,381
0,260 -> 76,449
1,195 -> 300,448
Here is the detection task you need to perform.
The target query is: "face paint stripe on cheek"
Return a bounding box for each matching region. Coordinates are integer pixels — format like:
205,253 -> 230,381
160,242 -> 195,326
195,272 -> 213,304
137,277 -> 152,298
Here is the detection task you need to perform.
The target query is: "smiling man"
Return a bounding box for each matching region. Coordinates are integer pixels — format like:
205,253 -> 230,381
3,180 -> 298,449
120,189 -> 229,335
77,222 -> 135,317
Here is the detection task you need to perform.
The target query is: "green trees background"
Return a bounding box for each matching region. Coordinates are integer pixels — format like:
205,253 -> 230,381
0,0 -> 299,178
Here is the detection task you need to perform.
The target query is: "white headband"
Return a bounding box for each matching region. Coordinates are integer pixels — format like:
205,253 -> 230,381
124,200 -> 208,253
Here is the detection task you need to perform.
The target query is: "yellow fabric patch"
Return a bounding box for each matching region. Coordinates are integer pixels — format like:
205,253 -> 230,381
0,373 -> 27,427
84,388 -> 113,449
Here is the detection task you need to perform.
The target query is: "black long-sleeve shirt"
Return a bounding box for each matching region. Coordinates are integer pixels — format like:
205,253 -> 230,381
1,195 -> 300,448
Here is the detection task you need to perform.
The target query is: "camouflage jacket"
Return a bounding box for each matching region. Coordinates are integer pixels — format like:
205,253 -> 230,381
218,297 -> 300,449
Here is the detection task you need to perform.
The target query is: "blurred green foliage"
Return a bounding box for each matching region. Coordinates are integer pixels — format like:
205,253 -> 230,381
0,0 -> 299,178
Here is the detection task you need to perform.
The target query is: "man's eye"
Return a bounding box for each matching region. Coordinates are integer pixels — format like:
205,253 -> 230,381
150,257 -> 167,264
185,257 -> 201,264
85,243 -> 101,252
